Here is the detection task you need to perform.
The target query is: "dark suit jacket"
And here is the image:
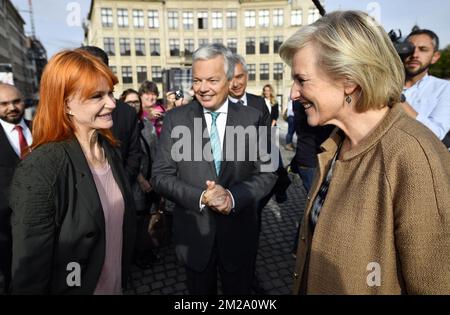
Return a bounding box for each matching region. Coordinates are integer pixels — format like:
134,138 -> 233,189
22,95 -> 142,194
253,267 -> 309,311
246,93 -> 271,128
151,101 -> 277,273
111,100 -> 142,184
9,136 -> 136,294
0,120 -> 30,241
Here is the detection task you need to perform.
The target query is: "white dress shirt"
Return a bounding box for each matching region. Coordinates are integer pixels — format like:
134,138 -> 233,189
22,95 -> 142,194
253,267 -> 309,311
0,118 -> 32,157
199,99 -> 235,211
229,93 -> 248,106
403,74 -> 450,140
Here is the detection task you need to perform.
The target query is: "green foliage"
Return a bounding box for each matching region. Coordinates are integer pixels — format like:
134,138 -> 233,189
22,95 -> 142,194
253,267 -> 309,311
429,45 -> 450,79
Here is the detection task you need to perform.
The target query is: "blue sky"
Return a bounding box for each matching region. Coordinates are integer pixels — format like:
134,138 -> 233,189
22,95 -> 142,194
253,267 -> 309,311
10,0 -> 450,58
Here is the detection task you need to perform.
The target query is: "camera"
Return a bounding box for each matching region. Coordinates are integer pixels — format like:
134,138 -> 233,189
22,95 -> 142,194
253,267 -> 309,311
175,90 -> 184,100
389,29 -> 415,61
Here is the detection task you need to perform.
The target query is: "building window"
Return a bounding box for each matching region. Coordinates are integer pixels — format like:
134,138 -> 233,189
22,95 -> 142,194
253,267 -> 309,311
135,38 -> 145,56
152,66 -> 162,83
273,9 -> 283,26
248,64 -> 256,81
274,63 -> 283,80
227,38 -> 237,53
212,38 -> 223,45
198,38 -> 209,47
169,39 -> 180,57
148,10 -> 159,29
183,11 -> 194,30
259,10 -> 269,28
119,38 -> 131,56
133,10 -> 144,28
197,11 -> 208,30
308,8 -> 320,24
291,9 -> 302,26
260,64 -> 269,80
246,37 -> 255,55
184,39 -> 194,56
117,9 -> 129,28
244,10 -> 256,28
101,8 -> 113,27
122,66 -> 133,84
212,11 -> 223,29
103,37 -> 115,56
226,11 -> 237,29
260,37 -> 269,54
273,36 -> 283,53
137,66 -> 147,83
110,66 -> 117,75
168,11 -> 179,29
149,38 -> 160,56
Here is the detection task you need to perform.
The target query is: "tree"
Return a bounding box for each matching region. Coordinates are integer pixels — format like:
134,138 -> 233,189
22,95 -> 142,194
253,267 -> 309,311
430,45 -> 450,79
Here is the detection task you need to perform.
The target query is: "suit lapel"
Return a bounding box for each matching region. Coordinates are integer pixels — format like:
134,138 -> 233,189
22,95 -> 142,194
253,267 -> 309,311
194,102 -> 218,179
62,138 -> 105,232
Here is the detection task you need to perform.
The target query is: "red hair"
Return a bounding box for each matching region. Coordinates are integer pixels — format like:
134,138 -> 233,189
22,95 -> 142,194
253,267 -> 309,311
31,49 -> 119,150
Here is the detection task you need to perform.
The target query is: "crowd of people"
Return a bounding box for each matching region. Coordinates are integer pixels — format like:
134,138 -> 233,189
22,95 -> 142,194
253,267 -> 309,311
0,10 -> 449,295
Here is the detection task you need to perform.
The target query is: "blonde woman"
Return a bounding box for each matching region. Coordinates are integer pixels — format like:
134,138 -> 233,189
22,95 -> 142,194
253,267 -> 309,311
279,11 -> 450,294
262,84 -> 279,127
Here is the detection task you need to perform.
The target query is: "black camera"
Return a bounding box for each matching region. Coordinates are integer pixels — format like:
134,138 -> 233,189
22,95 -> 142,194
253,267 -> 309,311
389,29 -> 415,61
175,90 -> 184,100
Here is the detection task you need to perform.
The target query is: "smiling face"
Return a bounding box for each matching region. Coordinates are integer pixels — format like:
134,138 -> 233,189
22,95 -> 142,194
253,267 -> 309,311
0,84 -> 25,124
263,86 -> 272,99
290,44 -> 347,127
141,92 -> 158,112
192,55 -> 230,111
66,77 -> 116,133
229,62 -> 248,99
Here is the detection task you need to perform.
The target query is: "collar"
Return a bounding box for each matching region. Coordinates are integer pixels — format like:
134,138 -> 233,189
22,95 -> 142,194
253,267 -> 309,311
404,73 -> 430,91
320,104 -> 404,160
229,93 -> 248,106
203,99 -> 229,115
0,118 -> 27,133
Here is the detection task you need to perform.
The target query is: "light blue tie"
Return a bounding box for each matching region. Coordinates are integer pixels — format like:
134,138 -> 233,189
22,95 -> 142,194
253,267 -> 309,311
208,111 -> 221,176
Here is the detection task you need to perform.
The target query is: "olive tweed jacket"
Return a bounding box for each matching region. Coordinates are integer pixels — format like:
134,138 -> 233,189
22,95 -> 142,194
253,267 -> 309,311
293,104 -> 450,295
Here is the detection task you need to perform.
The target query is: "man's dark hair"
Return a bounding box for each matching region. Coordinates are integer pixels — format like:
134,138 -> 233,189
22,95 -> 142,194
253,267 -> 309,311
406,29 -> 440,52
138,80 -> 159,97
78,46 -> 109,66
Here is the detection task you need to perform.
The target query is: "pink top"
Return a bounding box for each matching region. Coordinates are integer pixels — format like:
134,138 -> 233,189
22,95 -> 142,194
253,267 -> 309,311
90,162 -> 125,295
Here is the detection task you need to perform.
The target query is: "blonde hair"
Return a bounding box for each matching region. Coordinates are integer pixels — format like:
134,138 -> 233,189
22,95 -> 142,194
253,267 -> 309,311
262,84 -> 277,105
279,10 -> 404,112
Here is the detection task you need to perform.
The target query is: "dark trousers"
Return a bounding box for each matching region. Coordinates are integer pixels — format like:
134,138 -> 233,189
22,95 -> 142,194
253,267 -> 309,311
0,225 -> 12,293
185,240 -> 254,295
285,116 -> 296,144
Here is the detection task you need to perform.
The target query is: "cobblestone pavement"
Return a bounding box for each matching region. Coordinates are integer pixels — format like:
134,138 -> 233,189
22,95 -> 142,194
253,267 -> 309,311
1,119 -> 307,295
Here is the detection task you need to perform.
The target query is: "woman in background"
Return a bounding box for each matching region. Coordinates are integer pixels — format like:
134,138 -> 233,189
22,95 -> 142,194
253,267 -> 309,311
9,49 -> 136,294
262,84 -> 279,127
138,81 -> 166,138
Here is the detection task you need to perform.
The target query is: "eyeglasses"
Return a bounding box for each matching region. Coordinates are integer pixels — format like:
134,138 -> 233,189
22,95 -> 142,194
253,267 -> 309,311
0,98 -> 23,107
126,100 -> 141,106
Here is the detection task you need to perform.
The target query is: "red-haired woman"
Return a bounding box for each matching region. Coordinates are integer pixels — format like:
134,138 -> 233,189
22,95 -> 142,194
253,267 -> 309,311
9,49 -> 136,294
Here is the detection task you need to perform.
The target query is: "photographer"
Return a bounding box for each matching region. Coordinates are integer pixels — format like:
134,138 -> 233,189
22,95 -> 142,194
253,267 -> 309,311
138,81 -> 166,138
165,90 -> 185,111
400,29 -> 450,144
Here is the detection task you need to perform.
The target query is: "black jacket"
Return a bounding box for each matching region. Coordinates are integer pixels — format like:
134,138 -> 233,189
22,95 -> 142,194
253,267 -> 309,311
111,100 -> 142,184
9,137 -> 136,294
151,101 -> 277,272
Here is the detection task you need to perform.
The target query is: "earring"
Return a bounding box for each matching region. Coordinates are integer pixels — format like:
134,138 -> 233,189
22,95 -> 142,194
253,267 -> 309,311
345,95 -> 352,104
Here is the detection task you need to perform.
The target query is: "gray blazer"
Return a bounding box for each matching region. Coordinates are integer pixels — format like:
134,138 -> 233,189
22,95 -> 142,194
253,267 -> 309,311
9,136 -> 136,294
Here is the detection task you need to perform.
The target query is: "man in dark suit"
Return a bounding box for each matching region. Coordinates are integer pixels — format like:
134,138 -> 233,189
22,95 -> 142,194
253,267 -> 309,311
0,83 -> 31,293
151,44 -> 277,295
79,46 -> 141,184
